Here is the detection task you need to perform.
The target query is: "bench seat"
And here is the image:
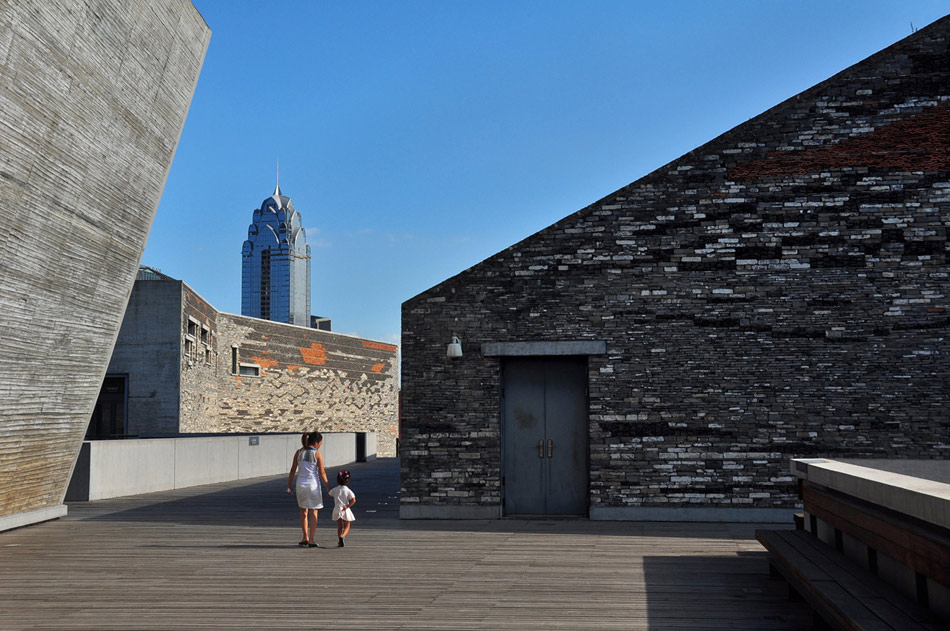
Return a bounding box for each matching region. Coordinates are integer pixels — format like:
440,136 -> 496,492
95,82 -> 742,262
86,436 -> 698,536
756,529 -> 943,631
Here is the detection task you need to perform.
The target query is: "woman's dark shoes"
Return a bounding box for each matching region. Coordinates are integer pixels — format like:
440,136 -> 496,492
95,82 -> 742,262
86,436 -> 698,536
298,540 -> 309,547
338,537 -> 345,547
307,542 -> 320,548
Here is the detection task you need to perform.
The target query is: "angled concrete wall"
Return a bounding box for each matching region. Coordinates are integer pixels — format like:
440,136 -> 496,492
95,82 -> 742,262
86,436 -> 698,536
0,0 -> 210,532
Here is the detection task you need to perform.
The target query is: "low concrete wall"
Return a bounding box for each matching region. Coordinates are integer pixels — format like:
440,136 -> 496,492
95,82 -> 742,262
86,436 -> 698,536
65,433 -> 374,502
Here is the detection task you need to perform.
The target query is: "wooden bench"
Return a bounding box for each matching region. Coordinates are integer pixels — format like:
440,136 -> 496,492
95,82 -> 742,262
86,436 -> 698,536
756,529 -> 944,630
801,484 -> 950,592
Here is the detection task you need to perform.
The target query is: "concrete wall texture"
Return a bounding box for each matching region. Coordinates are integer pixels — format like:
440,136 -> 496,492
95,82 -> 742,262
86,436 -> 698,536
0,1 -> 209,531
400,17 -> 950,519
107,279 -> 400,457
115,279 -> 183,435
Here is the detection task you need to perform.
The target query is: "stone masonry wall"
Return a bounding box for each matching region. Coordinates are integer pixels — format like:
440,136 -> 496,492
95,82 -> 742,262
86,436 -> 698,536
179,294 -> 399,457
401,17 -> 950,515
0,0 -> 208,526
178,283 -> 219,433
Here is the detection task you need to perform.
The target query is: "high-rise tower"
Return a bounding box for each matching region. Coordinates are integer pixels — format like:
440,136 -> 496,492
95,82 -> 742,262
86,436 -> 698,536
241,182 -> 311,326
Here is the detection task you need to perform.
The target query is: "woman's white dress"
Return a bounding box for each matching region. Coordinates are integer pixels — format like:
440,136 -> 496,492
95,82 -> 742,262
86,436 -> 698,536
295,448 -> 323,509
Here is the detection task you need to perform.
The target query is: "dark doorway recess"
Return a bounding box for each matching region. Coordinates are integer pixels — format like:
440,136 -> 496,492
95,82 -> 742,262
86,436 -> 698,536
86,374 -> 128,439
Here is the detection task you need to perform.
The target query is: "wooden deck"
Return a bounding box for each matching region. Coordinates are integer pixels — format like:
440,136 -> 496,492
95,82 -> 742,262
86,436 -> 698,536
0,459 -> 811,630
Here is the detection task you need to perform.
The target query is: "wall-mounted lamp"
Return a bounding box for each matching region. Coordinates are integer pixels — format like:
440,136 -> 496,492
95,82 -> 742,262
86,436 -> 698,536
447,335 -> 463,358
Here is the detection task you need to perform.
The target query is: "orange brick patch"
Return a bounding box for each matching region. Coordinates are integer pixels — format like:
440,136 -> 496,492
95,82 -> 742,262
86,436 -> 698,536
370,362 -> 386,374
300,342 -> 328,365
251,356 -> 279,370
362,340 -> 397,352
287,365 -> 302,371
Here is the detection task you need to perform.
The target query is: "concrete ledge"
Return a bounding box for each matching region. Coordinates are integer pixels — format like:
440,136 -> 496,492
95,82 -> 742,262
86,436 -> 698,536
791,458 -> 950,529
400,505 -> 501,519
481,340 -> 607,356
590,506 -> 796,523
0,504 -> 67,533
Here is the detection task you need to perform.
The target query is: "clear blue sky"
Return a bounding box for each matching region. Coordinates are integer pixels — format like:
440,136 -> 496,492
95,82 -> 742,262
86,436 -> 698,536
143,1 -> 949,345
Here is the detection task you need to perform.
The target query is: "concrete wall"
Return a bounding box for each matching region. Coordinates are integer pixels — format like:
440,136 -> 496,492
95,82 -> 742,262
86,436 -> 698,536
0,0 -> 209,531
107,279 -> 184,435
65,432 -> 372,501
400,16 -> 950,519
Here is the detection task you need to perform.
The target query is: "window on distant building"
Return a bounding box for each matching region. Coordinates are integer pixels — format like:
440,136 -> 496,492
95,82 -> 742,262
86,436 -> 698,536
231,346 -> 238,374
238,364 -> 259,377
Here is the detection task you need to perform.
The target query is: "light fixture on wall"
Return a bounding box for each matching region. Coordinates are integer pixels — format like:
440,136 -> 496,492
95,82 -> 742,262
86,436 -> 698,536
447,335 -> 462,358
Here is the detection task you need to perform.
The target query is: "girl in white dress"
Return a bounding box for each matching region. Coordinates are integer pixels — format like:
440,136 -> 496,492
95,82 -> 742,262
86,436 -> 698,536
329,470 -> 356,547
287,432 -> 328,547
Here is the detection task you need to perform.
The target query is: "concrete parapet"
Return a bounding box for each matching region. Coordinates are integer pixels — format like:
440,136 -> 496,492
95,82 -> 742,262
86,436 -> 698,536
63,433 -> 375,503
791,457 -> 950,529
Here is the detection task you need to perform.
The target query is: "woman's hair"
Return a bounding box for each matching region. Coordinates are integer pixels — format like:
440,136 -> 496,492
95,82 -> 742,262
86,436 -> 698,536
306,431 -> 323,447
300,432 -> 309,448
336,470 -> 350,485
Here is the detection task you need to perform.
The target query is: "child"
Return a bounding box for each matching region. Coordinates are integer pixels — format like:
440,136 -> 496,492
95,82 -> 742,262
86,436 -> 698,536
329,470 -> 356,547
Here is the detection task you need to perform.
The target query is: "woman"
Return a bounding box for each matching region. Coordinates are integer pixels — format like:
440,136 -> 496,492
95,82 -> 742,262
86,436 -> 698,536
286,431 -> 328,547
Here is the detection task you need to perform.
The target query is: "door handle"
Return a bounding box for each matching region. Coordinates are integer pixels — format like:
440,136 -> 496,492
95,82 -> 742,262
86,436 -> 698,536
538,439 -> 544,458
547,439 -> 554,458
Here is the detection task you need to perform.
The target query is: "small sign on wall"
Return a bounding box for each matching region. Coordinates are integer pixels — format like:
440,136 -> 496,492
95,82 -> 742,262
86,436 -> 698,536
248,436 -> 259,446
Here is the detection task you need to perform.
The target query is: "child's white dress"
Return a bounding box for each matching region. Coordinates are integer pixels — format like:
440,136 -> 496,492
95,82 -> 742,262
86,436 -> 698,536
329,485 -> 356,521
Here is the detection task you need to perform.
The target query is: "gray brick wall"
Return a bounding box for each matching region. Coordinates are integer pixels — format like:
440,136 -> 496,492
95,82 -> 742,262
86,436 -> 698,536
400,17 -> 950,517
0,0 -> 208,526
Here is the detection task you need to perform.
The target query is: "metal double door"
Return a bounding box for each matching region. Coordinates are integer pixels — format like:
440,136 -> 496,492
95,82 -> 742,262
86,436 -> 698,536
502,357 -> 588,516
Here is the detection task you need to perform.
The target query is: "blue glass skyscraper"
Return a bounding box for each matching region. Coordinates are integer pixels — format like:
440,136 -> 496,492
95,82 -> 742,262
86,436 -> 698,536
241,183 -> 311,326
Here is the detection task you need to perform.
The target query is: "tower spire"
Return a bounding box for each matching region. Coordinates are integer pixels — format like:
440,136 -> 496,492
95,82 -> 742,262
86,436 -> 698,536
274,158 -> 282,197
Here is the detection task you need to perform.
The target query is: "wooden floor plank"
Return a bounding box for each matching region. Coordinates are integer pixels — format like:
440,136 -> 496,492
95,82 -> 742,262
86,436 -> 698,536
0,459 -> 811,630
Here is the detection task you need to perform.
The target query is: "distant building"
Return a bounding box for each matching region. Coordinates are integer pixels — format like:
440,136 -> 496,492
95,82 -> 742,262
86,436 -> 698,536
311,315 -> 332,331
90,267 -> 400,457
241,183 -> 312,326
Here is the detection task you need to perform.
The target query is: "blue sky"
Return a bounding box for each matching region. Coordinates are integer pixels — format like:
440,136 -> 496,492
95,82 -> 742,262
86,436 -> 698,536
144,1 -> 949,344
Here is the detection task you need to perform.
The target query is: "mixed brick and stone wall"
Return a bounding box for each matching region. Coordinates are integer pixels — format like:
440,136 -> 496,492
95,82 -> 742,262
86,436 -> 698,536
401,16 -> 950,519
116,282 -> 400,457
0,0 -> 209,531
185,308 -> 399,457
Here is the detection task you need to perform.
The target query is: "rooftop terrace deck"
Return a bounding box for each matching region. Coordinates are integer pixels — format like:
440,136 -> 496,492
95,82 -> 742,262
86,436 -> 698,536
0,458 -> 810,630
